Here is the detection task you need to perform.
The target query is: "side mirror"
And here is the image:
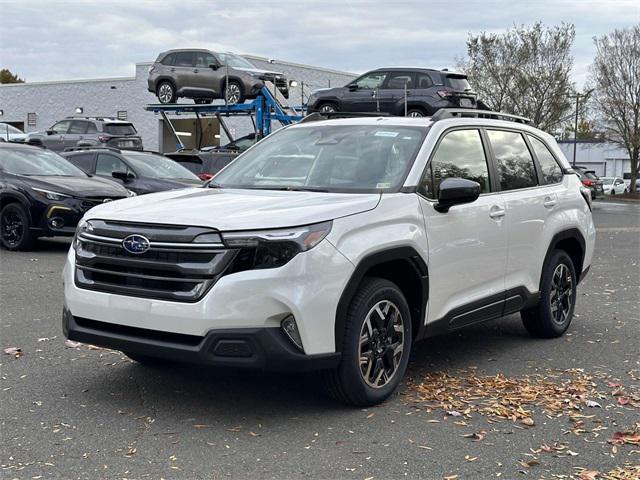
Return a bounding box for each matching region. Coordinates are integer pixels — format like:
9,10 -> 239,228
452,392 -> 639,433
347,84 -> 358,91
434,177 -> 481,213
209,64 -> 219,70
45,129 -> 55,135
112,171 -> 134,182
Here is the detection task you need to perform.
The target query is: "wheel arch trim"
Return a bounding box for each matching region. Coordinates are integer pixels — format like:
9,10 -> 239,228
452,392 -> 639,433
541,228 -> 586,286
334,246 -> 428,351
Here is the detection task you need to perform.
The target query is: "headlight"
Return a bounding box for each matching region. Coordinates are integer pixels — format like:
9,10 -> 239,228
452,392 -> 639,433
32,188 -> 71,201
73,218 -> 94,250
222,221 -> 332,270
126,189 -> 137,197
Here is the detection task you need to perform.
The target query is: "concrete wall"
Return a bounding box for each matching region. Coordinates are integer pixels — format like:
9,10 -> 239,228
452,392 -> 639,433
557,141 -> 631,177
0,57 -> 355,150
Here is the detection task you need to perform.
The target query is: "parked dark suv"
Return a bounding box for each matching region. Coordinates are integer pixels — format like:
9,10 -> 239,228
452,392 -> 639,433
148,49 -> 290,105
307,68 -> 478,117
61,148 -> 203,195
26,117 -> 143,152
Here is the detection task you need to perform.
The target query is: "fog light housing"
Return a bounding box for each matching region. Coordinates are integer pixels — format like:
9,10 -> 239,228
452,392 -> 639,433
49,217 -> 65,229
281,315 -> 303,352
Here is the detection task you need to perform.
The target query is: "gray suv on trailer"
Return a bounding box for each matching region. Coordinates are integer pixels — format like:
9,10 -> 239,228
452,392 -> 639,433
148,49 -> 290,105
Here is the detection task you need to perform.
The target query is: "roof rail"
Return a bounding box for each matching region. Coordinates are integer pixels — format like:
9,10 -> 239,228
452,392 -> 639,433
299,111 -> 391,123
64,116 -> 118,121
63,146 -> 121,153
430,108 -> 531,125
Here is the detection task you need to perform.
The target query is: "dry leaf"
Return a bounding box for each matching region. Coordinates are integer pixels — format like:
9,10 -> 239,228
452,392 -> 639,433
521,417 -> 535,426
64,340 -> 82,348
585,400 -> 601,408
3,347 -> 22,358
519,459 -> 539,468
579,470 -> 600,480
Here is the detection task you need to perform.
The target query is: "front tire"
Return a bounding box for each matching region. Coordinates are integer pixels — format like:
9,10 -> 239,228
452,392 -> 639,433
406,108 -> 426,117
521,250 -> 577,338
157,81 -> 176,104
324,278 -> 412,406
223,81 -> 243,105
1,203 -> 36,251
318,103 -> 338,114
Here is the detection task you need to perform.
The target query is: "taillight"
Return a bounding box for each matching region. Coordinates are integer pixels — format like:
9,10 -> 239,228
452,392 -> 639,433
98,136 -> 110,143
437,90 -> 453,99
198,173 -> 214,181
581,179 -> 593,187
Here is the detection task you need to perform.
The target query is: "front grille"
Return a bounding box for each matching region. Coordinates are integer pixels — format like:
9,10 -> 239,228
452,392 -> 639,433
74,220 -> 237,302
79,197 -> 125,212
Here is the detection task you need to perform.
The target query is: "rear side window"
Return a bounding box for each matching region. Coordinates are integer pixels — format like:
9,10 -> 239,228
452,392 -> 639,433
415,73 -> 433,89
103,123 -> 137,135
174,52 -> 194,67
528,135 -> 563,184
86,122 -> 98,134
487,130 -> 538,191
68,121 -> 88,134
67,153 -> 94,173
385,72 -> 414,89
420,129 -> 491,198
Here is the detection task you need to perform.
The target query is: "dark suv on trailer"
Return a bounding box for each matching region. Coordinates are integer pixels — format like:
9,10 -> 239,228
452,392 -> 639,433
26,117 -> 143,152
307,68 -> 478,117
148,49 -> 290,105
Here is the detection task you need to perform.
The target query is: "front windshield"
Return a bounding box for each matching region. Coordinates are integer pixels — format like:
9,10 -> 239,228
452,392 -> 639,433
0,147 -> 88,176
123,152 -> 201,181
217,53 -> 255,69
212,124 -> 427,192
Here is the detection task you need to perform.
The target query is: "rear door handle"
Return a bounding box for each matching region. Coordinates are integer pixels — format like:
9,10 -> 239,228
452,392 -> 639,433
170,68 -> 176,72
489,206 -> 506,219
543,196 -> 557,208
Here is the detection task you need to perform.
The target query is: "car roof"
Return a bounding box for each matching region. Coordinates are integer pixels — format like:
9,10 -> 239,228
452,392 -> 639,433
368,67 -> 465,76
0,142 -> 44,151
161,48 -> 213,55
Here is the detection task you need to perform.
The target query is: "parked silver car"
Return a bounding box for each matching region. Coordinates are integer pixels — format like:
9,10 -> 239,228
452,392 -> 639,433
25,117 -> 143,152
147,49 -> 290,105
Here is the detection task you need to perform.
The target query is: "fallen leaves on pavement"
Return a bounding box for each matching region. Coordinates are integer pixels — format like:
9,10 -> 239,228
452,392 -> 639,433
3,347 -> 22,358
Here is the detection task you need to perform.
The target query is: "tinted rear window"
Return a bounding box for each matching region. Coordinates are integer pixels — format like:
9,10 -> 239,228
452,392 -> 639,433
104,123 -> 137,135
445,75 -> 471,91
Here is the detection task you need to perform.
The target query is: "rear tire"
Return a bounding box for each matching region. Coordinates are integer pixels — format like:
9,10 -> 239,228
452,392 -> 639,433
406,108 -> 426,117
1,203 -> 36,251
521,250 -> 577,338
318,103 -> 338,114
157,81 -> 176,104
323,277 -> 412,406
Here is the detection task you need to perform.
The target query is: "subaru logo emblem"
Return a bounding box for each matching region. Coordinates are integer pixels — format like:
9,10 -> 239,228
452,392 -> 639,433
122,234 -> 150,254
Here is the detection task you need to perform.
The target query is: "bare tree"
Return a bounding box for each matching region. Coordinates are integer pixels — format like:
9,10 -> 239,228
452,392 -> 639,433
458,22 -> 575,131
589,25 -> 640,193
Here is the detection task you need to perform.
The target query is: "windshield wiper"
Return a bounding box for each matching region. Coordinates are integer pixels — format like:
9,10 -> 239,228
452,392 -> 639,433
285,186 -> 329,193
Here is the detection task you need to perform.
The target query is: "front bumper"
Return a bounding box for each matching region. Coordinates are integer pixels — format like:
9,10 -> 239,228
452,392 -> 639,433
63,308 -> 340,371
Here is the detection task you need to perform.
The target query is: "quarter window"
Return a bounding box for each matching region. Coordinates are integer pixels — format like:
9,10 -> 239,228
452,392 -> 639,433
161,53 -> 176,66
487,130 -> 538,190
528,135 -> 563,184
420,129 -> 490,198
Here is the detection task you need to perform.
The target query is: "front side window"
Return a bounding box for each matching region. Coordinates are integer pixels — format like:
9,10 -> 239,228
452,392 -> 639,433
0,148 -> 88,176
420,129 -> 490,198
528,135 -> 562,184
213,125 -> 427,193
487,130 -> 538,191
352,72 -> 388,90
195,53 -> 217,68
96,154 -> 129,176
50,121 -> 71,134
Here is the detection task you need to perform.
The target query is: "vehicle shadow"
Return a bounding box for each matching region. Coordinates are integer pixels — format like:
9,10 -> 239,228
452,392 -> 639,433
32,237 -> 72,252
75,315 -> 533,419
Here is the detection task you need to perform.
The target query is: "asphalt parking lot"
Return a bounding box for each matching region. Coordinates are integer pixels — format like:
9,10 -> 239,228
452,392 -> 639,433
1,201 -> 638,480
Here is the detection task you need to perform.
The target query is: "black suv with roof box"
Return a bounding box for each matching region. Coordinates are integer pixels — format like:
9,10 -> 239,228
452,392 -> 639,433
306,68 -> 478,117
25,117 -> 143,152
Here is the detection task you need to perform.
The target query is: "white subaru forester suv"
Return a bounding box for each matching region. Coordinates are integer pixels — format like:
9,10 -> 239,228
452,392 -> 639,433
63,110 -> 596,406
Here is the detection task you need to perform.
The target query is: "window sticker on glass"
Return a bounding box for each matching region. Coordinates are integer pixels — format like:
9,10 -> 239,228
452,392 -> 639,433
376,182 -> 392,189
374,131 -> 399,138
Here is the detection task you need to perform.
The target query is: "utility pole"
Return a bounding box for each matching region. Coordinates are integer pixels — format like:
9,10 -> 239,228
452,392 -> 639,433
572,93 -> 580,167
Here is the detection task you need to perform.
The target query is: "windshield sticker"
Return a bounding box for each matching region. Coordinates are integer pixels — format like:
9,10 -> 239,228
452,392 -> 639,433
376,182 -> 392,189
374,131 -> 399,138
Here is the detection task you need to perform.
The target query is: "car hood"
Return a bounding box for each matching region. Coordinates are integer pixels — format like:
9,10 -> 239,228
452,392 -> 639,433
85,188 -> 381,231
20,175 -> 129,198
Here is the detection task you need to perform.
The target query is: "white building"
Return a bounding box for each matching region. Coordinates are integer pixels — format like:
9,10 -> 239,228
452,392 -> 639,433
0,56 -> 356,151
557,140 -> 632,178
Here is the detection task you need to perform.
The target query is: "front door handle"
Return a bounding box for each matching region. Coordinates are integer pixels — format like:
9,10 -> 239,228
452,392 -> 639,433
489,206 -> 506,219
543,196 -> 557,208
193,69 -> 199,73
170,68 -> 176,72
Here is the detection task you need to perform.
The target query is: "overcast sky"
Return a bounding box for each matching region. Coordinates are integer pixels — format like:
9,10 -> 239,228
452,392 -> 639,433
1,0 -> 638,88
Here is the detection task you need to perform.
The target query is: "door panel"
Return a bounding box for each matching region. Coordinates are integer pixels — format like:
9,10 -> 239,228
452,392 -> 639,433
418,128 -> 508,323
379,72 -> 415,114
342,71 -> 388,112
192,52 -> 220,94
45,120 -> 70,150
